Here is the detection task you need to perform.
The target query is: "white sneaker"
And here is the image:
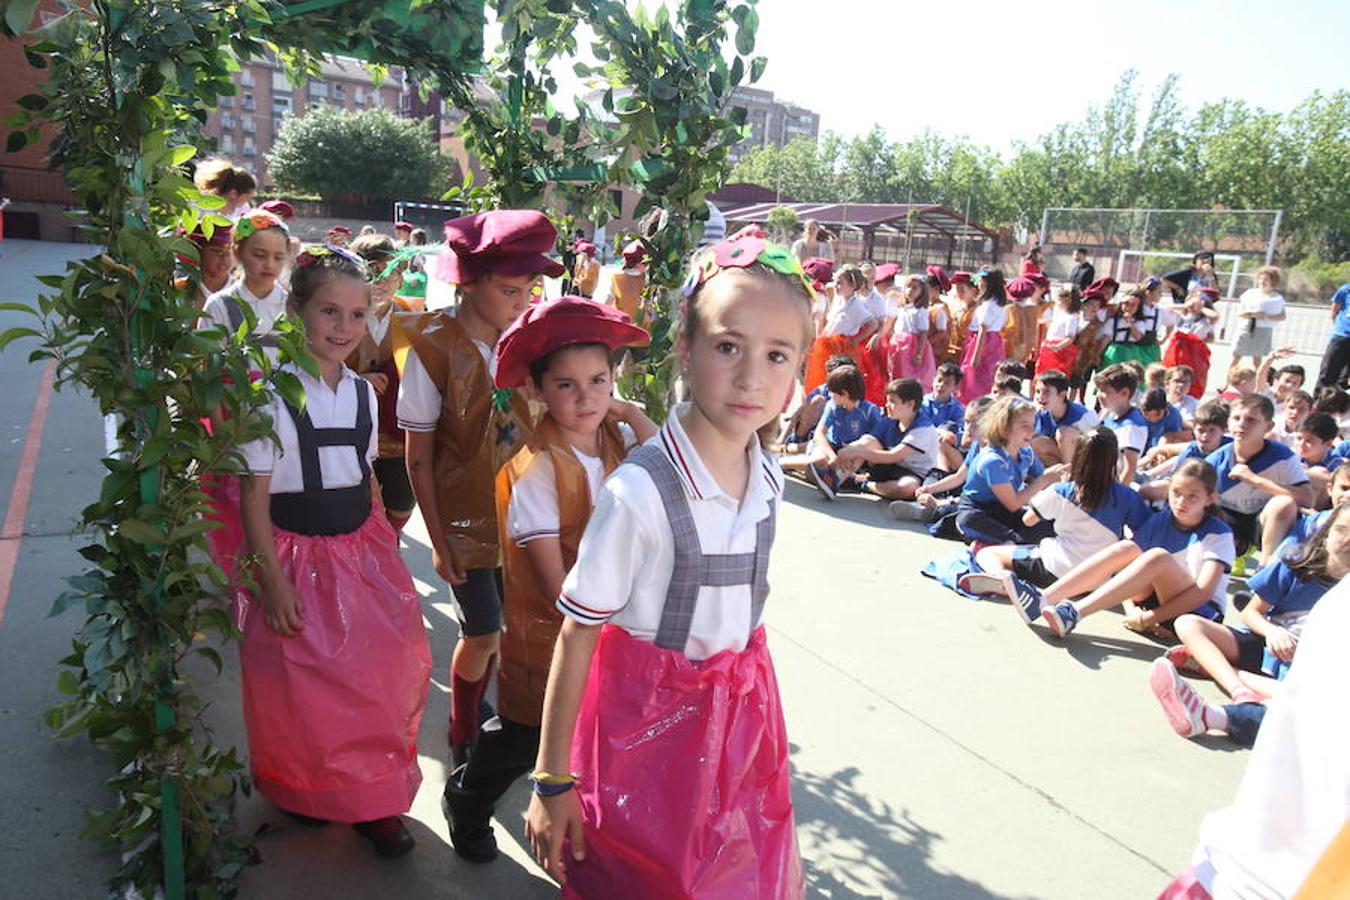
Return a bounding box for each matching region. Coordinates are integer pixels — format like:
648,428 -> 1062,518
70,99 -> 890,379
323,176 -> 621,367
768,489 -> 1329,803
1149,658 -> 1212,739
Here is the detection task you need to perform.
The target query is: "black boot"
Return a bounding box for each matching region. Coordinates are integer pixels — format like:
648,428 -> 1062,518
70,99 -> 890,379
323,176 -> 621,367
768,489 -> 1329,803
354,816 -> 416,859
442,766 -> 499,863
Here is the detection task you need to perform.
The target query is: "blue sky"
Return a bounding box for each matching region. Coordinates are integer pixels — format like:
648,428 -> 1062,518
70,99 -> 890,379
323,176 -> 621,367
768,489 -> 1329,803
542,0 -> 1349,156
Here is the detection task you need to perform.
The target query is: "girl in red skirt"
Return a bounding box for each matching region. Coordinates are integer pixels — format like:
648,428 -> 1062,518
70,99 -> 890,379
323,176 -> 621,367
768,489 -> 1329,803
1035,283 -> 1082,376
525,226 -> 809,898
1163,288 -> 1215,399
237,244 -> 431,857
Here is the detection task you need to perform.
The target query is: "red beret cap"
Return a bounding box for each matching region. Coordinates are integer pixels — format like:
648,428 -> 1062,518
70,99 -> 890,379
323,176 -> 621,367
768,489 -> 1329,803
873,263 -> 900,284
394,221 -> 414,230
328,225 -> 353,236
1007,276 -> 1037,300
258,199 -> 295,221
1087,276 -> 1119,294
950,271 -> 974,286
621,239 -> 647,268
1198,286 -> 1220,298
495,295 -> 650,388
572,238 -> 597,256
801,257 -> 834,284
925,265 -> 951,293
437,210 -> 566,284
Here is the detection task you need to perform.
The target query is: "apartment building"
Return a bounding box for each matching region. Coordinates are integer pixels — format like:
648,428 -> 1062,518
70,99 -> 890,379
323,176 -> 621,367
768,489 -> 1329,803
725,86 -> 820,162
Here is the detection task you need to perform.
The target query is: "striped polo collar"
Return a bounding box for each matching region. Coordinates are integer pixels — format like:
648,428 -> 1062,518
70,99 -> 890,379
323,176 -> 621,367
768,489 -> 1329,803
657,404 -> 779,503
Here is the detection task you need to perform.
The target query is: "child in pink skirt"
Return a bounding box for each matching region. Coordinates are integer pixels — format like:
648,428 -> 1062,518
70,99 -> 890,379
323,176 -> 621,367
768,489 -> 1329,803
958,268 -> 1011,404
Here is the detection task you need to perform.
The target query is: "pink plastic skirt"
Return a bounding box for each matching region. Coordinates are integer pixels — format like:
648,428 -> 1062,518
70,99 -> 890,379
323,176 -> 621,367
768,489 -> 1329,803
958,331 -> 1005,404
563,625 -> 803,900
888,331 -> 936,387
235,508 -> 431,822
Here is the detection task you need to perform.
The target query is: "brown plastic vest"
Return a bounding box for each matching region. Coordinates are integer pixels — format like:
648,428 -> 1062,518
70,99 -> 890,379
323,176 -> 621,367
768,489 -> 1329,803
609,270 -> 645,326
395,312 -> 534,571
948,301 -> 976,361
574,256 -> 599,297
493,415 -> 627,725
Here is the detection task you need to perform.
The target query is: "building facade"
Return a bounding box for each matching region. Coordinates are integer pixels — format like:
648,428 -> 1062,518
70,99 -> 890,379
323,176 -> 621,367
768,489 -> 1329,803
725,86 -> 820,162
201,53 -> 406,190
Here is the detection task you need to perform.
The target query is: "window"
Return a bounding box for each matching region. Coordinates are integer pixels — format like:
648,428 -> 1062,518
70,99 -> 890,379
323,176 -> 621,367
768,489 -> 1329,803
242,92 -> 255,111
240,69 -> 254,87
242,138 -> 256,157
219,94 -> 233,108
308,81 -> 328,99
220,134 -> 234,153
241,116 -> 255,134
333,83 -> 346,101
221,112 -> 234,129
272,95 -> 292,116
369,91 -> 382,108
354,87 -> 366,105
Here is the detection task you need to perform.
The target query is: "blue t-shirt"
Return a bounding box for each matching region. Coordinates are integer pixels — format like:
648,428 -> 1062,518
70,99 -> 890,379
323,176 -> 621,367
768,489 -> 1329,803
1332,439 -> 1350,463
1247,557 -> 1331,621
1177,435 -> 1233,463
1331,283 -> 1350,339
1144,405 -> 1185,451
1029,481 -> 1153,575
962,445 -> 1045,506
1131,511 -> 1236,619
962,440 -> 982,470
1035,401 -> 1099,439
870,411 -> 943,478
1103,407 -> 1149,455
1206,439 -> 1309,516
821,399 -> 883,448
922,393 -> 965,437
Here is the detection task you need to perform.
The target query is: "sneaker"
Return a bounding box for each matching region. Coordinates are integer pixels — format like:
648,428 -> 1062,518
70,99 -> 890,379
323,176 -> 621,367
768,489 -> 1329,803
1163,644 -> 1206,675
807,463 -> 837,501
1004,575 -> 1044,625
957,572 -> 1006,597
889,500 -> 937,522
1041,601 -> 1080,638
1230,590 -> 1253,612
1232,550 -> 1257,579
1149,658 -> 1211,738
354,816 -> 416,859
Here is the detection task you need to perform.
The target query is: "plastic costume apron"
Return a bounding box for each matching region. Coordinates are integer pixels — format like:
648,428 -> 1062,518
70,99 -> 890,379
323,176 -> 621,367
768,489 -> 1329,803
889,329 -> 936,388
564,445 -> 804,900
958,330 -> 1004,405
235,384 -> 431,822
804,333 -> 858,393
1164,331 -> 1210,399
494,416 -> 627,726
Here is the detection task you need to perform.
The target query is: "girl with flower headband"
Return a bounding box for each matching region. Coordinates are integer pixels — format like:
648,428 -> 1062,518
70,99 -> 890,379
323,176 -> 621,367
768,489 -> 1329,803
235,242 -> 431,858
525,225 -> 809,897
198,209 -> 291,361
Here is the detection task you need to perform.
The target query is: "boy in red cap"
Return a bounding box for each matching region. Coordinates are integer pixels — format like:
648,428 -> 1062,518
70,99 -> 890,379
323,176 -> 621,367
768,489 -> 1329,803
396,210 -> 564,767
442,296 -> 655,862
570,238 -> 599,297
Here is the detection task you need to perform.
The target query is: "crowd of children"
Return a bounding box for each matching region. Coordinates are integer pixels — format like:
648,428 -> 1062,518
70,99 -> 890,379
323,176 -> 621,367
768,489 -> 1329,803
180,179 -> 1347,897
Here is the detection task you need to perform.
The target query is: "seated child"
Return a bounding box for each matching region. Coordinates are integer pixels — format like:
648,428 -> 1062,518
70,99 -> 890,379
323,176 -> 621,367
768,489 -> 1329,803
1270,389 -> 1313,447
1250,463 -> 1350,574
994,372 -> 1023,398
1144,362 -> 1168,395
445,296 -> 655,861
892,396 -> 995,524
1313,386 -> 1350,439
1205,393 -> 1313,559
1095,363 -> 1148,483
954,396 -> 1064,546
835,378 -> 944,501
1031,368 -> 1098,466
784,364 -> 883,500
1141,387 -> 1189,452
1255,349 -> 1304,403
1140,399 -> 1231,480
1165,365 -> 1199,426
959,427 -> 1150,612
1025,459 -> 1236,639
1149,505 -> 1348,742
1219,362 -> 1257,401
779,353 -> 855,451
1293,412 -> 1341,506
923,362 -> 967,472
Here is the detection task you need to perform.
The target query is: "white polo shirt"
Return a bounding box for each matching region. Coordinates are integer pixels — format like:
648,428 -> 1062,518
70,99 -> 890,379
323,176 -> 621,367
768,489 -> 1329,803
556,405 -> 784,660
199,281 -> 288,338
823,295 -> 873,338
395,311 -> 495,433
240,364 -> 378,494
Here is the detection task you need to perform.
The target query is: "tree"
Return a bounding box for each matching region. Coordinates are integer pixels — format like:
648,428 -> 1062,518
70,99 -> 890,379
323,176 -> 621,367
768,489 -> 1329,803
765,205 -> 798,241
730,133 -> 841,201
267,105 -> 448,200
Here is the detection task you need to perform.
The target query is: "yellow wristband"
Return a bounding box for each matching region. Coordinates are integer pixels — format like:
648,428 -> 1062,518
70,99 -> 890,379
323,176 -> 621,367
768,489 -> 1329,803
530,770 -> 578,785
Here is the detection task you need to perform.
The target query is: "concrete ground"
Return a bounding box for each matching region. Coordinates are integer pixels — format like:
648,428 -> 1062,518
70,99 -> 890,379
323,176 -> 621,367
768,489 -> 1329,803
0,239 -> 1308,899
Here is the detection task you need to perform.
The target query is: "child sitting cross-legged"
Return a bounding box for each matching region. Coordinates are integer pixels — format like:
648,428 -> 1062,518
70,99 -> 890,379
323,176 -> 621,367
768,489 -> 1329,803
957,427 -> 1152,616
778,353 -> 856,452
890,396 -> 995,526
1141,386 -> 1190,454
954,395 -> 1065,548
1294,411 -> 1342,506
1030,368 -> 1098,466
1270,389 -> 1313,448
923,362 -> 967,472
833,378 -> 945,502
1148,504 -> 1350,745
1139,399 -> 1231,480
1095,363 -> 1149,483
1164,365 -> 1198,426
1025,459 -> 1236,640
780,364 -> 883,500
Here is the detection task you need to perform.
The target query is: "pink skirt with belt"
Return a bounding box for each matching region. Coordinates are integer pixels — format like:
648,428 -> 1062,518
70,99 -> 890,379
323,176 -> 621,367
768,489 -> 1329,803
563,625 -> 803,900
958,331 -> 1005,404
235,508 -> 431,822
888,331 -> 936,387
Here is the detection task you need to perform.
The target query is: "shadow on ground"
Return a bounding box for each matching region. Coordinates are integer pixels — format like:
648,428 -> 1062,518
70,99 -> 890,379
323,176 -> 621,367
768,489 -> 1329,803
790,746 -> 1032,900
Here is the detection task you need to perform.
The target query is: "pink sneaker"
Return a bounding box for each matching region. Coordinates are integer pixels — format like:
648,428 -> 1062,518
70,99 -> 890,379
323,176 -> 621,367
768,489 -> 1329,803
1149,658 -> 1214,738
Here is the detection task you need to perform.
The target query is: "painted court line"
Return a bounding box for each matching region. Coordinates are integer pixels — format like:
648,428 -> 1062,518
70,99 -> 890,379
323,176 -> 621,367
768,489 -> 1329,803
0,358 -> 57,627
